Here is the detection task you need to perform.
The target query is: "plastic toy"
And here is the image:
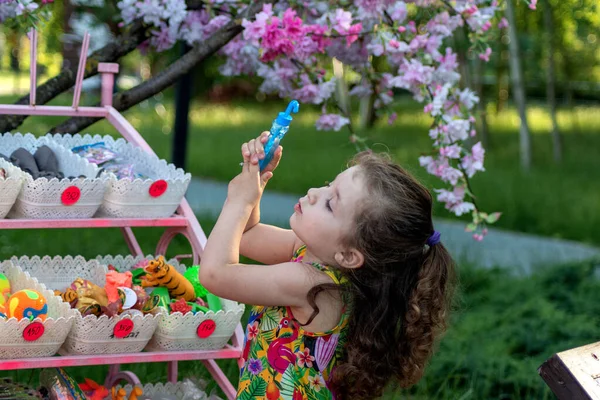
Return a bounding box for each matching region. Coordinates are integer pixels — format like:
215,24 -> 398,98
79,378 -> 109,400
183,265 -> 208,298
0,273 -> 10,306
259,100 -> 300,171
6,289 -> 48,321
141,256 -> 195,301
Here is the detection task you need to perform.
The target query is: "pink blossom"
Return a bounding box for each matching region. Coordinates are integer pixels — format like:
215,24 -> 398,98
461,142 -> 485,177
333,9 -> 352,32
529,0 -> 537,10
440,144 -> 462,159
315,114 -> 350,131
479,47 -> 492,62
346,23 -> 363,46
388,112 -> 398,125
498,17 -> 509,29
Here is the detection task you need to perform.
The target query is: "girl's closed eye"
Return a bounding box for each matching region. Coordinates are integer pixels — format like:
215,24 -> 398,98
325,198 -> 333,211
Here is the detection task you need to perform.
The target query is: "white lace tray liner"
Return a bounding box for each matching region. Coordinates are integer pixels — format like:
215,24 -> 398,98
45,134 -> 191,218
116,382 -> 216,400
0,158 -> 26,219
98,255 -> 245,352
1,133 -> 109,219
0,261 -> 76,359
11,255 -> 160,355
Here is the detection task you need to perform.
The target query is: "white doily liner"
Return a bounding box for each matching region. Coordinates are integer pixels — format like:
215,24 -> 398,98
0,261 -> 76,359
45,134 -> 191,218
2,133 -> 109,219
0,158 -> 26,218
97,255 -> 245,352
11,255 -> 107,291
115,382 -> 217,400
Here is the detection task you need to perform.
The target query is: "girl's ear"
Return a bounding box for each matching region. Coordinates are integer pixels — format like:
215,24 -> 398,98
334,248 -> 364,269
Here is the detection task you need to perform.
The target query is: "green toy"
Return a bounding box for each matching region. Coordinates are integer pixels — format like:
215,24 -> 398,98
151,287 -> 171,310
206,293 -> 222,312
183,265 -> 209,298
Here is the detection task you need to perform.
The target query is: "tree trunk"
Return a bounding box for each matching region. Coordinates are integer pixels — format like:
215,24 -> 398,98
474,57 -> 490,148
505,0 -> 532,171
543,0 -> 561,163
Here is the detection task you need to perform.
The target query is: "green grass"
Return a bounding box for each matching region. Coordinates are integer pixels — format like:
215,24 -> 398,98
4,91 -> 600,245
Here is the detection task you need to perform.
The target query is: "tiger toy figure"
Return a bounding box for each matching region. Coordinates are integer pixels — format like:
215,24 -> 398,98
141,256 -> 196,301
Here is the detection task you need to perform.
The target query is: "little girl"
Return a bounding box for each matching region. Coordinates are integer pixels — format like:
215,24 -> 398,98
201,132 -> 456,399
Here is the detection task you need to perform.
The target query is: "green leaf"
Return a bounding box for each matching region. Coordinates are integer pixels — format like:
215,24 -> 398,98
261,309 -> 279,331
486,212 -> 502,224
238,377 -> 267,400
465,223 -> 477,232
280,365 -> 296,400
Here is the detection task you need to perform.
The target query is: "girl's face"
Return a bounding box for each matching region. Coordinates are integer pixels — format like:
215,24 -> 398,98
290,166 -> 366,266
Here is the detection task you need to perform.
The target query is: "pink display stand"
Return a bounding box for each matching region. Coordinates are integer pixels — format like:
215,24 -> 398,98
0,30 -> 243,399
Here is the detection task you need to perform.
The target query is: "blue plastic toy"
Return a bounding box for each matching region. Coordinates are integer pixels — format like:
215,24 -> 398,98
259,100 -> 300,171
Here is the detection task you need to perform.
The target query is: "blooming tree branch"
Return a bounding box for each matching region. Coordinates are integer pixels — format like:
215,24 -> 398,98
1,0 -> 538,239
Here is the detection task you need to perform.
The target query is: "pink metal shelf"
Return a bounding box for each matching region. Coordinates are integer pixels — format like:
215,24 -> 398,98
0,347 -> 242,371
0,216 -> 189,229
0,30 -> 242,400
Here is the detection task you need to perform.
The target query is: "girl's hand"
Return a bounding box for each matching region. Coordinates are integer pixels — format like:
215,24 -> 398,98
241,131 -> 283,175
228,155 -> 272,208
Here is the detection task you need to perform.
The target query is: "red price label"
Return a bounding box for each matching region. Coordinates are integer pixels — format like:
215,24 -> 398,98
149,180 -> 168,198
61,186 -> 81,206
23,322 -> 45,341
113,319 -> 135,338
197,319 -> 216,338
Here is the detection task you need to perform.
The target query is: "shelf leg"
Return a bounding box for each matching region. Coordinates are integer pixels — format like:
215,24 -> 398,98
122,226 -> 143,257
201,359 -> 237,400
156,227 -> 199,265
167,360 -> 178,383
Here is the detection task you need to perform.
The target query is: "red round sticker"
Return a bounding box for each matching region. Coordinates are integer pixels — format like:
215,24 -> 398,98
113,319 -> 134,338
61,186 -> 81,206
149,180 -> 168,198
197,319 -> 216,339
23,322 -> 45,341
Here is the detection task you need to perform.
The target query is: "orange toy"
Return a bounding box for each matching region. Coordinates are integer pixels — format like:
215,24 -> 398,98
6,289 -> 48,321
105,270 -> 133,303
141,256 -> 195,301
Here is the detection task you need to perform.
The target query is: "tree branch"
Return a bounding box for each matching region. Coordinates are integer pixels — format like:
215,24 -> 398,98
51,0 -> 273,134
0,0 -> 206,133
0,19 -> 148,132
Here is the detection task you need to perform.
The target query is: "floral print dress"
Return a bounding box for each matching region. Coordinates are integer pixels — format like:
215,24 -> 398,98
236,246 -> 349,400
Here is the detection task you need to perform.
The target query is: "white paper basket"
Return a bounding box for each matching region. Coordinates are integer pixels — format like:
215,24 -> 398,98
0,261 -> 76,359
2,133 -> 109,219
45,134 -> 191,218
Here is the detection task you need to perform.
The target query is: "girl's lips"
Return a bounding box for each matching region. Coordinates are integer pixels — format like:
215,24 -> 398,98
294,202 -> 302,214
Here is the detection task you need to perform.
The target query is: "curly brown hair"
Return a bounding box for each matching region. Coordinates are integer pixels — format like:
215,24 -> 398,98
306,151 -> 456,399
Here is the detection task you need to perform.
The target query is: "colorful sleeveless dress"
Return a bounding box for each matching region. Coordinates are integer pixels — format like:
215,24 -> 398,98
236,246 -> 349,400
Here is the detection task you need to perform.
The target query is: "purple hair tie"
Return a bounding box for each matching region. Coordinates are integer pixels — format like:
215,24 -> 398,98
426,230 -> 441,246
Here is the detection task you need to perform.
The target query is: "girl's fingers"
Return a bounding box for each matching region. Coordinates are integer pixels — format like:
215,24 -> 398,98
241,143 -> 250,161
248,139 -> 259,164
256,137 -> 265,160
260,131 -> 269,142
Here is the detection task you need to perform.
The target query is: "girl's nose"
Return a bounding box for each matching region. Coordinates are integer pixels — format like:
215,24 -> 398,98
307,188 -> 318,204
